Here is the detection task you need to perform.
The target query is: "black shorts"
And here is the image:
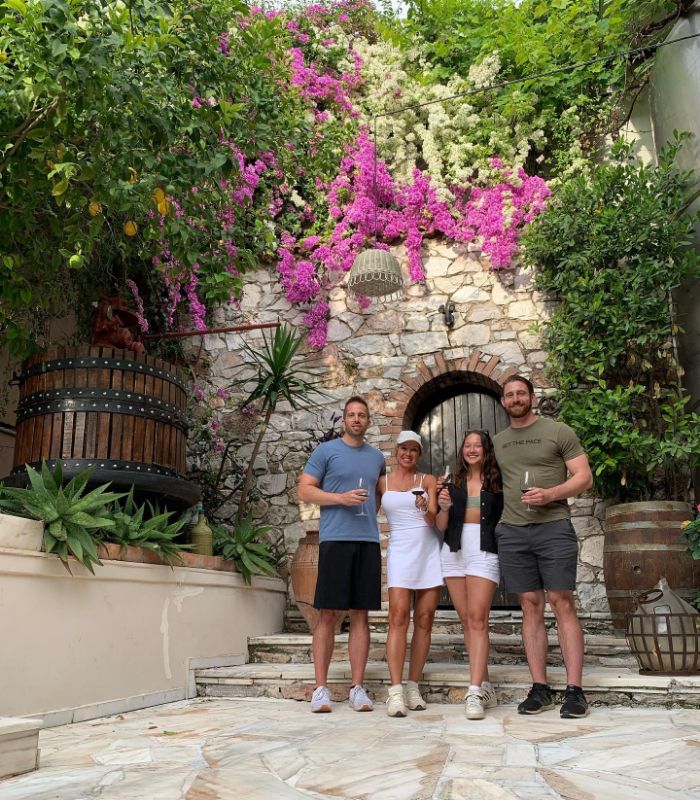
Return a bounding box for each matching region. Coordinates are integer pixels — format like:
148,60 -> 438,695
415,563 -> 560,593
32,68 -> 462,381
496,519 -> 578,594
314,540 -> 382,611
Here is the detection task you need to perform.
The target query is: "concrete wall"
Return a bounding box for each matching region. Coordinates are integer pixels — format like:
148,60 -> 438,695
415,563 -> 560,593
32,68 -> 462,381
647,4 -> 700,486
0,547 -> 286,725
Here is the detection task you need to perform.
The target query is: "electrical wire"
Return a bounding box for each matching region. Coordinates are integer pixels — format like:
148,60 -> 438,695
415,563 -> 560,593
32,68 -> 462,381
373,32 -> 700,120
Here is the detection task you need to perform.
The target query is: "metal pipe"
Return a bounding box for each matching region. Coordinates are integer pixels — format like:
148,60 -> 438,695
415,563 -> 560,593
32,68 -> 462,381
142,321 -> 280,340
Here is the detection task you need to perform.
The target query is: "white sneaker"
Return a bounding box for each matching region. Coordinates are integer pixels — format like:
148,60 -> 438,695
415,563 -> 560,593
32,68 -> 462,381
311,686 -> 332,713
405,680 -> 427,710
465,689 -> 485,720
386,685 -> 407,717
349,684 -> 373,712
481,681 -> 497,710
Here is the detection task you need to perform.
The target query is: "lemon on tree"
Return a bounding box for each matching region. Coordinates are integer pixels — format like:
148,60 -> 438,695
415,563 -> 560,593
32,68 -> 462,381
123,221 -> 138,237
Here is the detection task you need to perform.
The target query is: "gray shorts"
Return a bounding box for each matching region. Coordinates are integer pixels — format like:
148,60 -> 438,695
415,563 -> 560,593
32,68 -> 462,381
495,519 -> 578,594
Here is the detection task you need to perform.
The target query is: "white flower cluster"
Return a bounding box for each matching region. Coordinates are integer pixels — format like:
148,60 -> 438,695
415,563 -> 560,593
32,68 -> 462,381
467,52 -> 501,90
354,38 -> 548,197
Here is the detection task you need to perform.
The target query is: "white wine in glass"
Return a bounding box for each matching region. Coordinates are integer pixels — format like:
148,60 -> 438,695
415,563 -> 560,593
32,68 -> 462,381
520,470 -> 536,512
356,477 -> 368,517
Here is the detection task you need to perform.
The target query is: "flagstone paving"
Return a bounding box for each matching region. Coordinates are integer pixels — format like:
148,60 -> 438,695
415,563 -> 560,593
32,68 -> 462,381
2,697 -> 699,799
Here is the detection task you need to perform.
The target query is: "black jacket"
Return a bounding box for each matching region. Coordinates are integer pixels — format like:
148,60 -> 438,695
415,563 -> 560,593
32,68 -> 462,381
444,484 -> 503,554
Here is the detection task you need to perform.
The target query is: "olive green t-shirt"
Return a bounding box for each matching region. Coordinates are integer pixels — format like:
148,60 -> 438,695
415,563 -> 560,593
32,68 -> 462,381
493,416 -> 584,526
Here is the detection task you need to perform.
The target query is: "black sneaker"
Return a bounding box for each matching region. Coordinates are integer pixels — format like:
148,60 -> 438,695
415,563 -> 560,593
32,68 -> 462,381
517,683 -> 554,715
560,685 -> 589,718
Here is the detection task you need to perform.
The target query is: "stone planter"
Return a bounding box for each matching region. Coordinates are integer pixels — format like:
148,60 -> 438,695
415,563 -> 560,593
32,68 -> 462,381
603,501 -> 700,633
0,512 -> 43,551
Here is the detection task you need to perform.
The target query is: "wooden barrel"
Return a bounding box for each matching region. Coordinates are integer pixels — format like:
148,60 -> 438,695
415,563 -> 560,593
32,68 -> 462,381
603,501 -> 700,633
11,346 -> 199,507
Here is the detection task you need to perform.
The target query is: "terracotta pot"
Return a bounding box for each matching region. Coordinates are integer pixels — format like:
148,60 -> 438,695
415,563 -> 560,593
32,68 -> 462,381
290,531 -> 344,633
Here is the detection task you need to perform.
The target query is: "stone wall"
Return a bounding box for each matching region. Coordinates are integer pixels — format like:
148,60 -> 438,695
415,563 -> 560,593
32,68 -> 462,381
197,240 -> 612,617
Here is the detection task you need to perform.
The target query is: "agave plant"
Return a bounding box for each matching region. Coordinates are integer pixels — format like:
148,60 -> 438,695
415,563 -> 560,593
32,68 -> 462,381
108,488 -> 189,565
0,462 -> 123,573
213,512 -> 281,584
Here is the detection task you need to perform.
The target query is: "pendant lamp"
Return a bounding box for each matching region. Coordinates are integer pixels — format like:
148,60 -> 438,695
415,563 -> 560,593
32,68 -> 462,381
347,120 -> 404,300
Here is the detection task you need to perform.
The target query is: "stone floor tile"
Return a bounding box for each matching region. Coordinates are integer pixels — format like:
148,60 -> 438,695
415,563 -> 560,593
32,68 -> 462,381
2,698 -> 700,800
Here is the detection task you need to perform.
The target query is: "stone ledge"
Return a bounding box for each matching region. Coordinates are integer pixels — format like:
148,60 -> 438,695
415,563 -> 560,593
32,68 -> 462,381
96,542 -> 240,573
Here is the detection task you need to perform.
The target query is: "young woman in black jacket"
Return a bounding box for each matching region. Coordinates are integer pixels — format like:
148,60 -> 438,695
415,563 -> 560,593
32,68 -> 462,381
436,430 -> 503,720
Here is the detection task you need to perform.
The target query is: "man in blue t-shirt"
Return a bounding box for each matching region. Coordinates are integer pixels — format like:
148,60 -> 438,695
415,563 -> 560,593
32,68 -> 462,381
298,395 -> 386,714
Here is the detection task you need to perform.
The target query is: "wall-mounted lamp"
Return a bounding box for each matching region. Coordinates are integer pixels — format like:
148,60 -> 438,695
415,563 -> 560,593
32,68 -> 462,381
438,302 -> 456,328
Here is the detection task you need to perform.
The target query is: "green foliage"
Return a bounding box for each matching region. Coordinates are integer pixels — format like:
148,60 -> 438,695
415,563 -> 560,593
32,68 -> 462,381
233,324 -> 324,524
400,0 -> 680,174
0,0 -> 299,358
0,462 -> 123,572
108,488 -> 189,565
212,513 -> 281,584
236,324 -> 321,415
524,135 -> 700,500
681,507 -> 700,561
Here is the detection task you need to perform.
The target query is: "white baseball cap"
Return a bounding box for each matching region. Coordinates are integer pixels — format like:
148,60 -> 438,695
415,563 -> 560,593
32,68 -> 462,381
396,430 -> 423,450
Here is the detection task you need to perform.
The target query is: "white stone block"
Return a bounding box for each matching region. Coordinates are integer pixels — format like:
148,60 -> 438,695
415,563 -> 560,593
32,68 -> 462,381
0,717 -> 42,780
0,513 -> 44,552
400,332 -> 450,356
449,324 -> 491,347
451,285 -> 490,304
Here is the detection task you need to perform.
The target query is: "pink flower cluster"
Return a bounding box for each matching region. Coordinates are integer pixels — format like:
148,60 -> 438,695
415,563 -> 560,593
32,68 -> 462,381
276,131 -> 550,347
145,2 -> 550,355
289,47 -> 361,115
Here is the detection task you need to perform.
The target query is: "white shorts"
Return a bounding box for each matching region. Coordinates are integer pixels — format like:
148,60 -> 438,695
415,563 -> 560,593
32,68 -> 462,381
440,523 -> 500,585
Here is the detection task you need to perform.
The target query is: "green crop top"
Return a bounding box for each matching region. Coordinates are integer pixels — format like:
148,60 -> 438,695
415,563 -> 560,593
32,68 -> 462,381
466,495 -> 480,509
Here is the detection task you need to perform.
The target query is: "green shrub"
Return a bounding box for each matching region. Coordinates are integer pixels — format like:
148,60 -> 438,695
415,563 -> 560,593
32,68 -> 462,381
108,489 -> 189,566
524,135 -> 700,500
0,462 -> 123,572
213,512 -> 281,585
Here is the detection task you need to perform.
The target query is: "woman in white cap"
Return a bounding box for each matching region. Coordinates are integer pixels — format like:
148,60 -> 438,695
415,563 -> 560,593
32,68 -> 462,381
436,430 -> 503,719
377,430 -> 442,717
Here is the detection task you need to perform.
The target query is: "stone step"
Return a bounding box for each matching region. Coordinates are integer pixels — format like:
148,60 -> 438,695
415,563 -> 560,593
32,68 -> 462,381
195,661 -> 700,709
248,631 -> 637,669
284,607 -> 617,637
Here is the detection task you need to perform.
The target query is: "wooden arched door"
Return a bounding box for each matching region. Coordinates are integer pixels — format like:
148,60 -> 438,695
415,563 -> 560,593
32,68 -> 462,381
413,384 -> 517,609
415,386 -> 510,475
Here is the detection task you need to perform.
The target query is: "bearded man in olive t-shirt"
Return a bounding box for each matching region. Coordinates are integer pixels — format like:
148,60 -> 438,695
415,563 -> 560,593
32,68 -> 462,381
493,375 -> 593,719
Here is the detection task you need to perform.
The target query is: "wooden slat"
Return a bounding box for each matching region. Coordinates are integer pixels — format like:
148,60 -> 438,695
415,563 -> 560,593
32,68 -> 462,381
73,412 -> 86,458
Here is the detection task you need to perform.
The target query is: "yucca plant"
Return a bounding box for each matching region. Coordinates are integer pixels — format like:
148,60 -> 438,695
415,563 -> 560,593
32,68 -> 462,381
213,512 -> 281,584
108,489 -> 190,566
0,462 -> 123,573
233,324 -> 323,526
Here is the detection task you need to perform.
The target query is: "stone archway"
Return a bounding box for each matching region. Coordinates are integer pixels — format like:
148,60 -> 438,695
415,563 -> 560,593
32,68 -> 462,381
382,350 -> 520,470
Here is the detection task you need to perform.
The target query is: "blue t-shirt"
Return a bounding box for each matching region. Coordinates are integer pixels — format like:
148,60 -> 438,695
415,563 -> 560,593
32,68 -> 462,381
303,438 -> 386,542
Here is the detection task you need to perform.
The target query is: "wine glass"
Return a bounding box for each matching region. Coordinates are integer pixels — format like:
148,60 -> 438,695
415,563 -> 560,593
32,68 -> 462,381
411,473 -> 425,510
442,464 -> 452,485
520,470 -> 536,512
356,476 -> 367,517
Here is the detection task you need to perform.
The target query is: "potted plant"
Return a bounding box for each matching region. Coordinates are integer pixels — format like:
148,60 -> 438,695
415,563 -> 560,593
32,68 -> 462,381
523,135 -> 700,631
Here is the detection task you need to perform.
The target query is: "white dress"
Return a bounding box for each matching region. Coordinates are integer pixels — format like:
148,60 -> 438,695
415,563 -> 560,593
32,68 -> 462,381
383,477 -> 443,590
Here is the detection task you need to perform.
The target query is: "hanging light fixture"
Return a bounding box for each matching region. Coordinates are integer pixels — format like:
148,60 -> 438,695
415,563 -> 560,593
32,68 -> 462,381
347,119 -> 404,300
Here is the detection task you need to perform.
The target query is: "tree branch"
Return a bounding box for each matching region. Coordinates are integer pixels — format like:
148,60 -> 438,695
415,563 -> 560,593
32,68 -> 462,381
0,99 -> 60,175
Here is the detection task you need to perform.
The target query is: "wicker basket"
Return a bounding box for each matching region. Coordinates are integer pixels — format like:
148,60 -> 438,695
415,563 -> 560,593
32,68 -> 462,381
626,612 -> 700,675
347,248 -> 404,298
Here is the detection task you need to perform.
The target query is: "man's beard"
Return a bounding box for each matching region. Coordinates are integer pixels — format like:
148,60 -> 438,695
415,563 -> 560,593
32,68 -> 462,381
505,400 -> 532,419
